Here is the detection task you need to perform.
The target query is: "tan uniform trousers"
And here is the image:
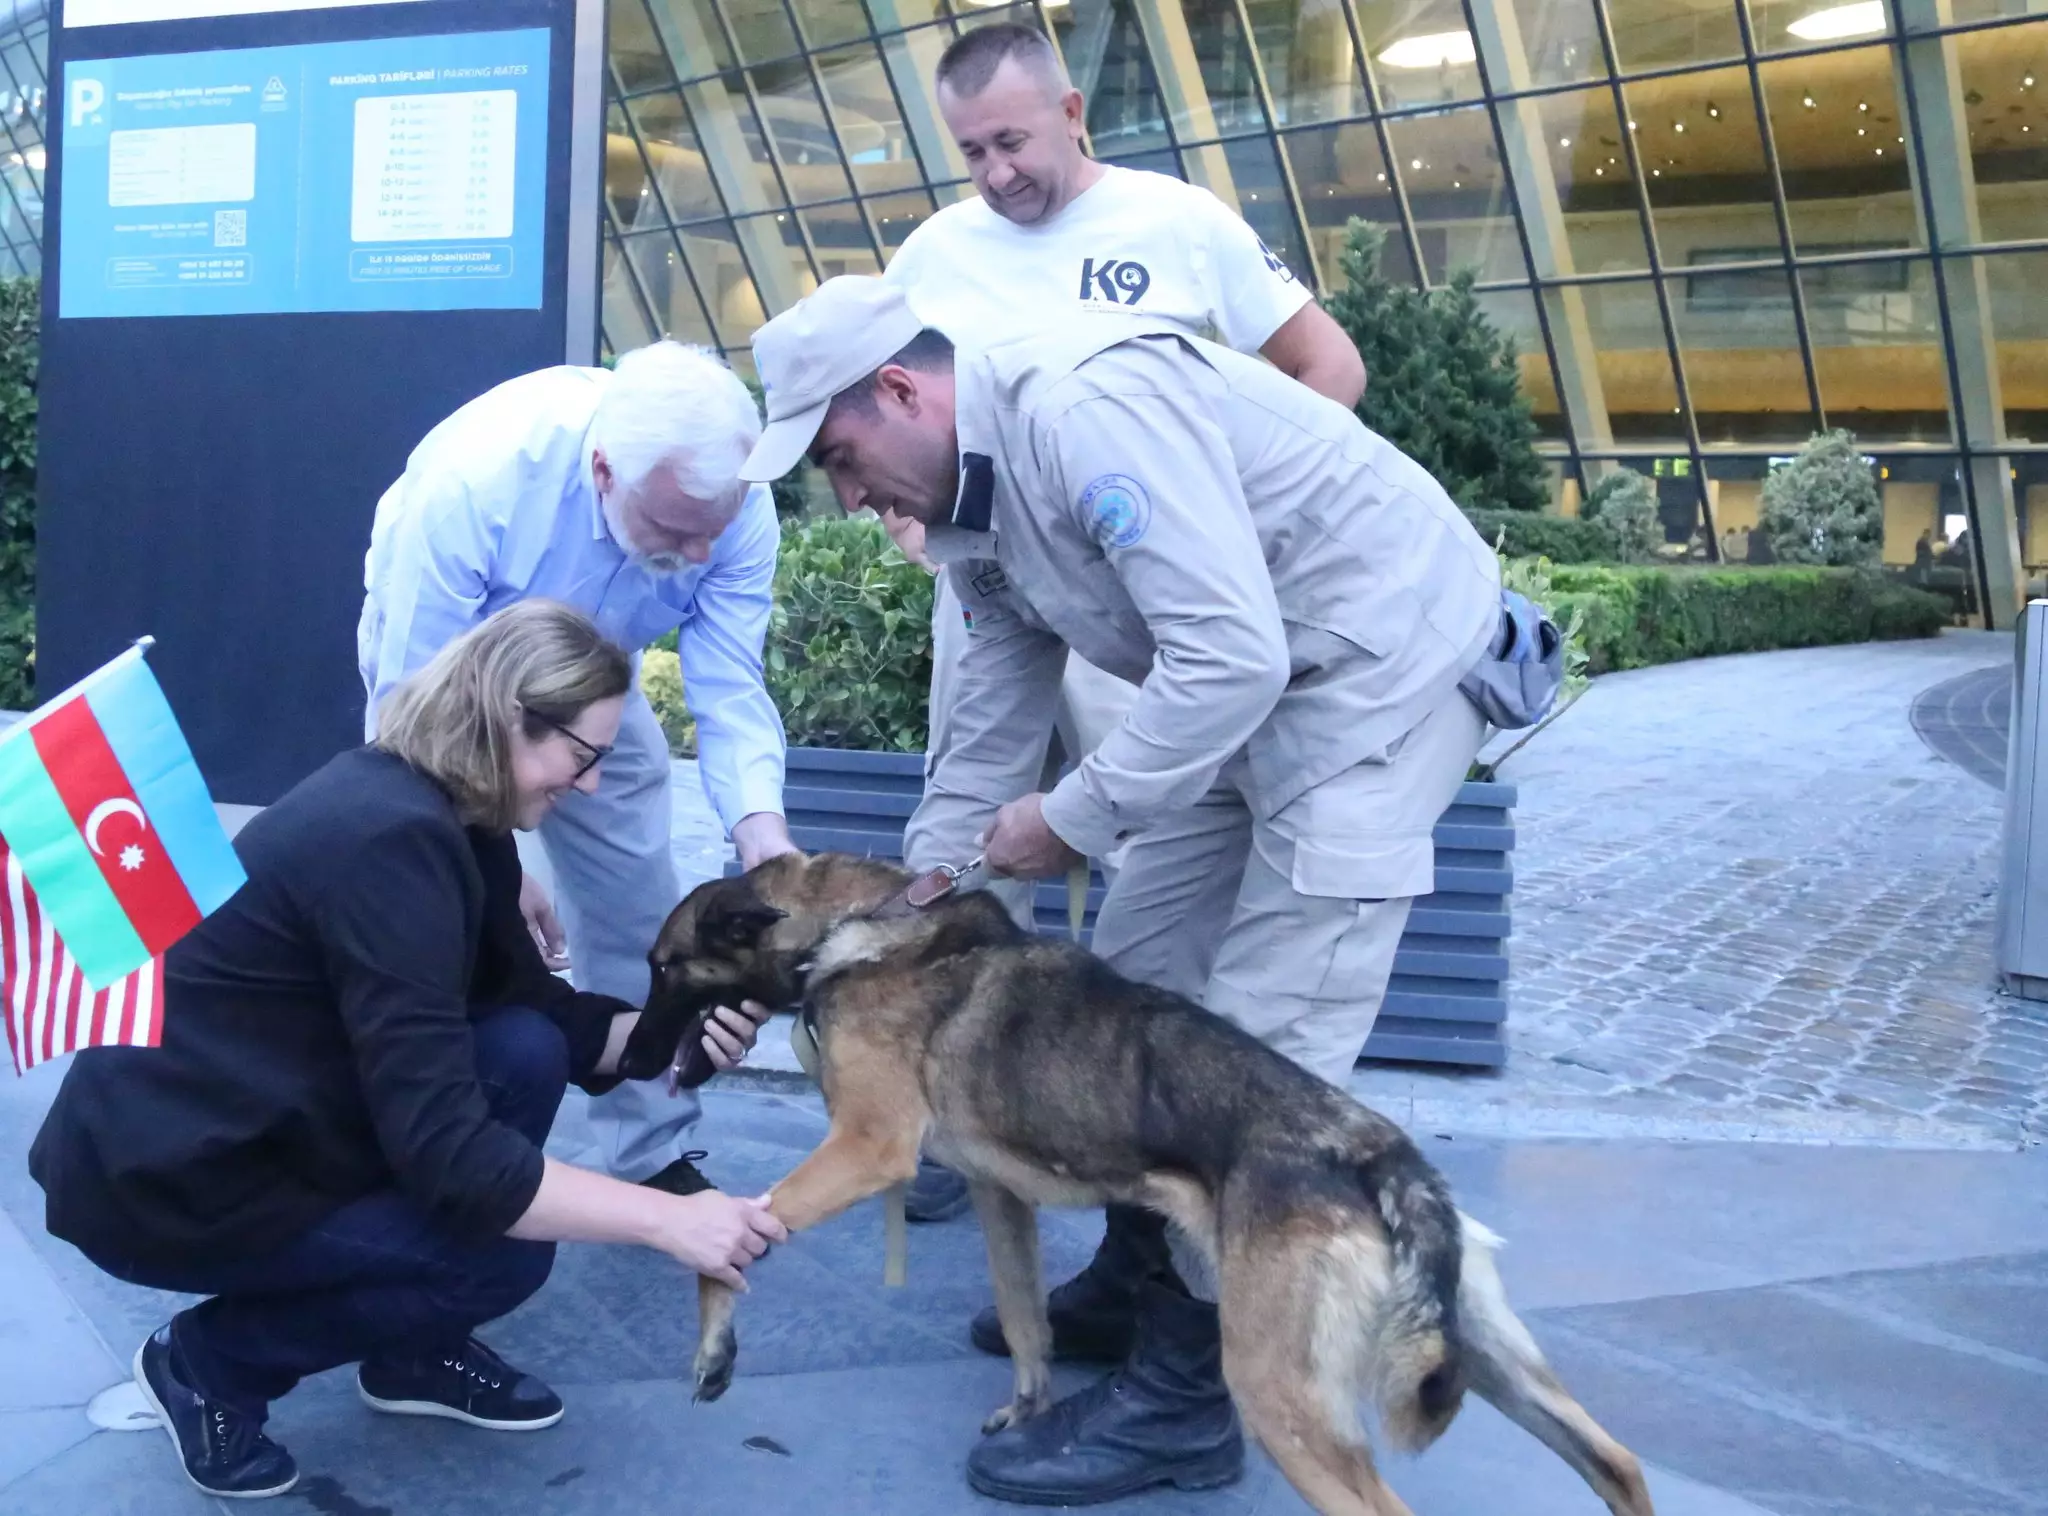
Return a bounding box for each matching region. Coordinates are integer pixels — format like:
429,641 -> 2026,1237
1092,684 -> 1488,1089
928,573 -> 1138,928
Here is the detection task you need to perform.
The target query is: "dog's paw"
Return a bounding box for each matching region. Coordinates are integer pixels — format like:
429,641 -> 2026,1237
979,1388 -> 1050,1436
692,1323 -> 738,1404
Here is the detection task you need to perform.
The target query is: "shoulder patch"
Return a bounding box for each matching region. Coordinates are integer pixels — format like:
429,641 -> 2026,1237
1079,474 -> 1152,552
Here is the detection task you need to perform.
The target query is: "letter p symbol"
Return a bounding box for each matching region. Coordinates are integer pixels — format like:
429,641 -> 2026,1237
69,78 -> 104,128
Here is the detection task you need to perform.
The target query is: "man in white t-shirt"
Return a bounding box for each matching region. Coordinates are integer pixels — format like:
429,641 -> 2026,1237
873,18 -> 1367,1361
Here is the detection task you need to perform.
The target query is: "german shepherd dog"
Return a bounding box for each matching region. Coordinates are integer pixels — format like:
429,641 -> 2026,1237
618,853 -> 1656,1516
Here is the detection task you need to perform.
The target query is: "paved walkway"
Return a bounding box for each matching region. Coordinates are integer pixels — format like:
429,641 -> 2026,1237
1911,663 -> 2008,788
1,1070 -> 2043,1516
1479,632 -> 2044,1149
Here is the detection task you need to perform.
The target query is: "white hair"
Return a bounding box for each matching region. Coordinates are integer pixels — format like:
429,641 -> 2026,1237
592,340 -> 762,510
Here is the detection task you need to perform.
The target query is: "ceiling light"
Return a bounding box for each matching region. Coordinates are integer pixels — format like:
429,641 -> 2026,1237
1674,121 -> 1686,132
1453,180 -> 1461,188
1560,136 -> 1572,146
1858,101 -> 1869,112
1875,147 -> 1884,155
1802,94 -> 1817,109
1785,2 -> 1886,42
1411,158 -> 1424,170
1595,166 -> 1604,175
2027,74 -> 2037,88
1628,119 -> 1638,130
1653,168 -> 1662,176
1897,135 -> 1904,142
1377,29 -> 1476,70
1857,126 -> 1866,134
1376,172 -> 1387,181
1707,102 -> 1721,119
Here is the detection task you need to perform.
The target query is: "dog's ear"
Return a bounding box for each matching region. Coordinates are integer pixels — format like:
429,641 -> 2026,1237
698,895 -> 788,955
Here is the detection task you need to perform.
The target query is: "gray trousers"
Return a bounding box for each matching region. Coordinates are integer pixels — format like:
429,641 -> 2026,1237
516,688 -> 694,1182
1084,687 -> 1486,1297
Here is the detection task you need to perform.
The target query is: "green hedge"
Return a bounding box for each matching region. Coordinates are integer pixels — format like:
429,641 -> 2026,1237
0,279 -> 34,710
1462,508 -> 1620,565
648,514 -> 933,753
1544,564 -> 1950,674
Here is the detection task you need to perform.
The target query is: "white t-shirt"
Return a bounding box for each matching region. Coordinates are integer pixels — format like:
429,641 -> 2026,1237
882,165 -> 1311,356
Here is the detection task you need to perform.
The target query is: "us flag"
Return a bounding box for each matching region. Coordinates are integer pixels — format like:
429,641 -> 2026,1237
1,838 -> 162,1075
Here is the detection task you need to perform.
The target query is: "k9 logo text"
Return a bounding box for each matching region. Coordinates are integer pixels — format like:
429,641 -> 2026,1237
1079,257 -> 1152,306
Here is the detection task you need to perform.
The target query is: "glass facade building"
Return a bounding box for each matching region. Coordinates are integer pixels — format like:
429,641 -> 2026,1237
6,0 -> 2045,620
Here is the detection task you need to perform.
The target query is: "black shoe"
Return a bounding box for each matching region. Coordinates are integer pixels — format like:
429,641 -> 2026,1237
133,1322 -> 299,1499
357,1337 -> 563,1431
970,1205 -> 1172,1363
966,1280 -> 1244,1506
904,1156 -> 972,1223
640,1150 -> 713,1197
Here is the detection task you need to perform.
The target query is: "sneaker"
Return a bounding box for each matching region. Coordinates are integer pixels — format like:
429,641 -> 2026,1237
132,1322 -> 299,1499
358,1336 -> 563,1431
640,1150 -> 714,1197
905,1156 -> 973,1223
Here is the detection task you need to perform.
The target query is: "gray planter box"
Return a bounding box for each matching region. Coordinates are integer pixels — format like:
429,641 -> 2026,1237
737,747 -> 1514,1069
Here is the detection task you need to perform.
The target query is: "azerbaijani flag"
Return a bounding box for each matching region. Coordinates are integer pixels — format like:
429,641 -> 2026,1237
0,641 -> 244,993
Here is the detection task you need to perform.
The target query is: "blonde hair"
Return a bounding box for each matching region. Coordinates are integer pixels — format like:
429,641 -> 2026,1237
375,601 -> 633,830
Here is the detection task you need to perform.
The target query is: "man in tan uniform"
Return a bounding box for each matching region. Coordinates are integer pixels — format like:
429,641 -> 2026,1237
739,277 -> 1503,1505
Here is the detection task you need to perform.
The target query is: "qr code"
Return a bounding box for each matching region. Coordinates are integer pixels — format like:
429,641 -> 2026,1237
213,209 -> 247,248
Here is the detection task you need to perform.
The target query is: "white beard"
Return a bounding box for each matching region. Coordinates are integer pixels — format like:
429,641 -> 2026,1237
602,489 -> 686,575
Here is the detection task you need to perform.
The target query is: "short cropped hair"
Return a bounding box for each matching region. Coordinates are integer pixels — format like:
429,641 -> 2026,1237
376,601 -> 633,832
593,340 -> 762,511
935,22 -> 1067,98
827,329 -> 958,418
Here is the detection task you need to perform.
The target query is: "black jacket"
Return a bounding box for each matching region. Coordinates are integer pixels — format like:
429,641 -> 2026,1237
28,746 -> 631,1272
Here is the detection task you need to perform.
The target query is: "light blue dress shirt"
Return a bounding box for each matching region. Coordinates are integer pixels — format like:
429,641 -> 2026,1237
357,365 -> 787,830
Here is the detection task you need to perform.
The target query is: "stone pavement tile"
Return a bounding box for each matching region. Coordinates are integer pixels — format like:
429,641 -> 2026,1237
38,1358 -> 1766,1516
1530,1251 -> 2048,1516
0,1409 -> 95,1493
1420,1138 -> 2048,1312
0,1425 -> 221,1516
0,1204 -> 122,1413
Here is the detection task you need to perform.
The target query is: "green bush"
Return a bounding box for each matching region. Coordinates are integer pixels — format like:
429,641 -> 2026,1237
1545,564 -> 1950,674
0,279 -> 33,710
1580,469 -> 1664,563
1758,430 -> 1882,567
1462,508 -> 1619,564
639,646 -> 695,755
1325,221 -> 1550,515
646,515 -> 934,753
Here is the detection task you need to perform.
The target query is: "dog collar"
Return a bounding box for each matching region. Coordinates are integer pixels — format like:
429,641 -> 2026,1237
871,854 -> 985,920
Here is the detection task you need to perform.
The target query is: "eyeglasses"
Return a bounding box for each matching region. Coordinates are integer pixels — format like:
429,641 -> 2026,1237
526,709 -> 612,782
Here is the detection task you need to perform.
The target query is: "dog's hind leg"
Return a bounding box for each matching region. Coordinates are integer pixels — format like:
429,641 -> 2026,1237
967,1183 -> 1051,1434
1456,1215 -> 1656,1516
1217,1247 -> 1416,1516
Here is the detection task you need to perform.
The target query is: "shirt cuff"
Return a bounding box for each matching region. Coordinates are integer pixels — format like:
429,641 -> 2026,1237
1040,774 -> 1129,862
722,777 -> 787,832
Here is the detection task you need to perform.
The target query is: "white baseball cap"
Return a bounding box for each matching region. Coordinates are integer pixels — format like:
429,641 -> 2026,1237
740,275 -> 929,483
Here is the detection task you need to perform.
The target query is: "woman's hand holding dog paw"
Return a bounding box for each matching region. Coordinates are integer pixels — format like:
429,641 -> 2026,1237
702,1000 -> 772,1073
655,1191 -> 788,1289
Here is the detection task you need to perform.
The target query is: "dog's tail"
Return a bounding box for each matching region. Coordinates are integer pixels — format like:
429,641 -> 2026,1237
1327,1136 -> 1467,1453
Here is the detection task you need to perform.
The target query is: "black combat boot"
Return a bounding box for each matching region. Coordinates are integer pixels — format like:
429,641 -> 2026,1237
969,1205 -> 1172,1364
965,1277 -> 1244,1506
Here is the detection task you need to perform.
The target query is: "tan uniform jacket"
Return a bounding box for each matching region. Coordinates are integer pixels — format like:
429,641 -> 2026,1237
904,320 -> 1501,871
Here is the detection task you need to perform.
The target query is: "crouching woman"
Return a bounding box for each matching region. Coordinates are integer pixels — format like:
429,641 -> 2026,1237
27,600 -> 785,1499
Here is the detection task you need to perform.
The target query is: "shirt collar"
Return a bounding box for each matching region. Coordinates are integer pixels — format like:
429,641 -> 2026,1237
923,351 -> 1001,564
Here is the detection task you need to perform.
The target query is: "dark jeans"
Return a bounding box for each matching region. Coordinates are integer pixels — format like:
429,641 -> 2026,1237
99,1006 -> 569,1418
